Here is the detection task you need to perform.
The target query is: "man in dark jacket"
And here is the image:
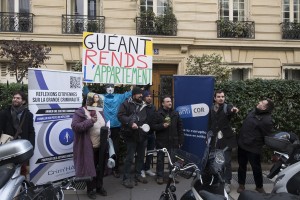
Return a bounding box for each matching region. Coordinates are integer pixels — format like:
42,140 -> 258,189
208,89 -> 239,193
0,91 -> 35,177
152,96 -> 184,184
118,87 -> 150,188
237,98 -> 274,194
141,90 -> 156,178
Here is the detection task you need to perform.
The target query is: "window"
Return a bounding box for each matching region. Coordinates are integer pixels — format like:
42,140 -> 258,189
68,0 -> 100,16
140,0 -> 169,16
285,69 -> 300,80
283,0 -> 300,22
219,0 -> 246,21
231,69 -> 250,80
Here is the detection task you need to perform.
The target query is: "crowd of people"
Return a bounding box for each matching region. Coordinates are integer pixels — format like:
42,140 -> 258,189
0,87 -> 275,199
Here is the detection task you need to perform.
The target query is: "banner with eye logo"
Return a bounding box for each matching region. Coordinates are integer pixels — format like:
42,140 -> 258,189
174,75 -> 214,160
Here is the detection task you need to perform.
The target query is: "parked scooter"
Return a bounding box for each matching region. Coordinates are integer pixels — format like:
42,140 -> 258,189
237,132 -> 300,200
148,131 -> 229,200
0,139 -> 34,200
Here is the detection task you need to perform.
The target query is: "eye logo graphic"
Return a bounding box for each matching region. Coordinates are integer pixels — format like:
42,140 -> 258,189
176,103 -> 209,118
59,128 -> 74,145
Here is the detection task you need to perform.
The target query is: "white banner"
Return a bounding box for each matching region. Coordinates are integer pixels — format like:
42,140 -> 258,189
28,69 -> 82,184
82,32 -> 153,85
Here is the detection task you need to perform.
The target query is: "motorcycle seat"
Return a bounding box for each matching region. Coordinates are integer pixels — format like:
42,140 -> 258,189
0,163 -> 16,189
238,190 -> 300,200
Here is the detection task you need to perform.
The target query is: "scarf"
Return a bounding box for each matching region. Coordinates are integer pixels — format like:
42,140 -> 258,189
11,105 -> 27,131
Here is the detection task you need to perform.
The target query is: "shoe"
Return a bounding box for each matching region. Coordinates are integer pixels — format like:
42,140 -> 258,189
96,187 -> 107,196
112,170 -> 120,178
87,191 -> 97,199
141,170 -> 146,178
122,179 -> 134,189
255,187 -> 266,193
156,177 -> 164,185
237,184 -> 245,193
225,183 -> 231,193
145,169 -> 156,176
135,175 -> 148,184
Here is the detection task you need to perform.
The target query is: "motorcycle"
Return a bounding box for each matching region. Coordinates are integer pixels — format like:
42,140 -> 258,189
148,131 -> 229,200
237,132 -> 300,200
0,139 -> 34,200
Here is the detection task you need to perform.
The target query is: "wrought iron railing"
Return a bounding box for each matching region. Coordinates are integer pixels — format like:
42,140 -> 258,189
281,22 -> 300,40
216,20 -> 255,39
136,17 -> 177,36
62,15 -> 105,34
0,12 -> 33,32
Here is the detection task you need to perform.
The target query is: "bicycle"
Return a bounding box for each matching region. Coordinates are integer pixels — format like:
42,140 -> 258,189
14,176 -> 92,200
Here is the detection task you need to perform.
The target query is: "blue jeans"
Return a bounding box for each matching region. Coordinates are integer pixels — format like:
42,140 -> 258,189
144,133 -> 155,171
123,139 -> 147,181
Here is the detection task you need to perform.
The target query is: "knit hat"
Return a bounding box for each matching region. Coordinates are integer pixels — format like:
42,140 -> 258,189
142,90 -> 151,99
132,87 -> 143,96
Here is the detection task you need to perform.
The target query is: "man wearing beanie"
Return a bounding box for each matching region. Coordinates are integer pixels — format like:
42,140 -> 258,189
118,86 -> 151,188
237,99 -> 274,194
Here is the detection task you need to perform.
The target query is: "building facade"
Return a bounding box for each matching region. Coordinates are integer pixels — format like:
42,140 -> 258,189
0,0 -> 300,98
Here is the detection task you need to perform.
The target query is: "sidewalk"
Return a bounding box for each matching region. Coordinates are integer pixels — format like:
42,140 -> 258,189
64,171 -> 274,200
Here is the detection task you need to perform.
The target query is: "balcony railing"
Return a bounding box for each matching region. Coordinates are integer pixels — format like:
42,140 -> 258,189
62,15 -> 105,34
216,20 -> 255,39
136,17 -> 177,36
281,22 -> 300,40
0,12 -> 33,32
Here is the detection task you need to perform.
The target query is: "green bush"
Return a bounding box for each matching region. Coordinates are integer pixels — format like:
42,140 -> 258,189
0,83 -> 27,109
216,79 -> 300,135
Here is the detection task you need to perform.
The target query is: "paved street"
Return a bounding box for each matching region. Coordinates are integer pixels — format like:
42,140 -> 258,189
64,171 -> 273,200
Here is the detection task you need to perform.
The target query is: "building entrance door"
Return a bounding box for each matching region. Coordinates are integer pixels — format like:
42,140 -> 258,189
151,64 -> 178,108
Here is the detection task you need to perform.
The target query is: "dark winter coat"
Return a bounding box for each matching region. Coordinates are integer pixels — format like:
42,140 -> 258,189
71,107 -> 101,177
208,103 -> 237,149
238,109 -> 273,155
117,97 -> 150,142
0,106 -> 35,147
152,107 -> 184,149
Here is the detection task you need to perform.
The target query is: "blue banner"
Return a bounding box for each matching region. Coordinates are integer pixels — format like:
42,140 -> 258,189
174,75 -> 214,160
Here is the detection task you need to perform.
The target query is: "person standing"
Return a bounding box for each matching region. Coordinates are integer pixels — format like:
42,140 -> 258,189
102,84 -> 132,178
0,91 -> 35,178
152,96 -> 184,184
141,90 -> 156,178
208,89 -> 239,193
237,99 -> 274,194
71,95 -> 108,199
117,87 -> 149,188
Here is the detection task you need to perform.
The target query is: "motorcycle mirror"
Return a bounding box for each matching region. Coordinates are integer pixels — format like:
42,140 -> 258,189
140,124 -> 150,132
217,131 -> 223,139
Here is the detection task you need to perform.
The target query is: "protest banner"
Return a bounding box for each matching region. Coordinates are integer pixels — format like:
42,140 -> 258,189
82,32 -> 153,85
174,75 -> 214,160
28,68 -> 82,184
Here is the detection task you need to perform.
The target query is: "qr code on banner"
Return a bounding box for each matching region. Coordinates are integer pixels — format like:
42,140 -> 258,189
70,76 -> 81,89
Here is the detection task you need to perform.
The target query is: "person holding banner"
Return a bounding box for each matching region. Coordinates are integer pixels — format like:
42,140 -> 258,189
152,96 -> 184,185
102,84 -> 132,178
71,94 -> 108,199
0,91 -> 35,179
208,89 -> 239,193
118,87 -> 150,188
